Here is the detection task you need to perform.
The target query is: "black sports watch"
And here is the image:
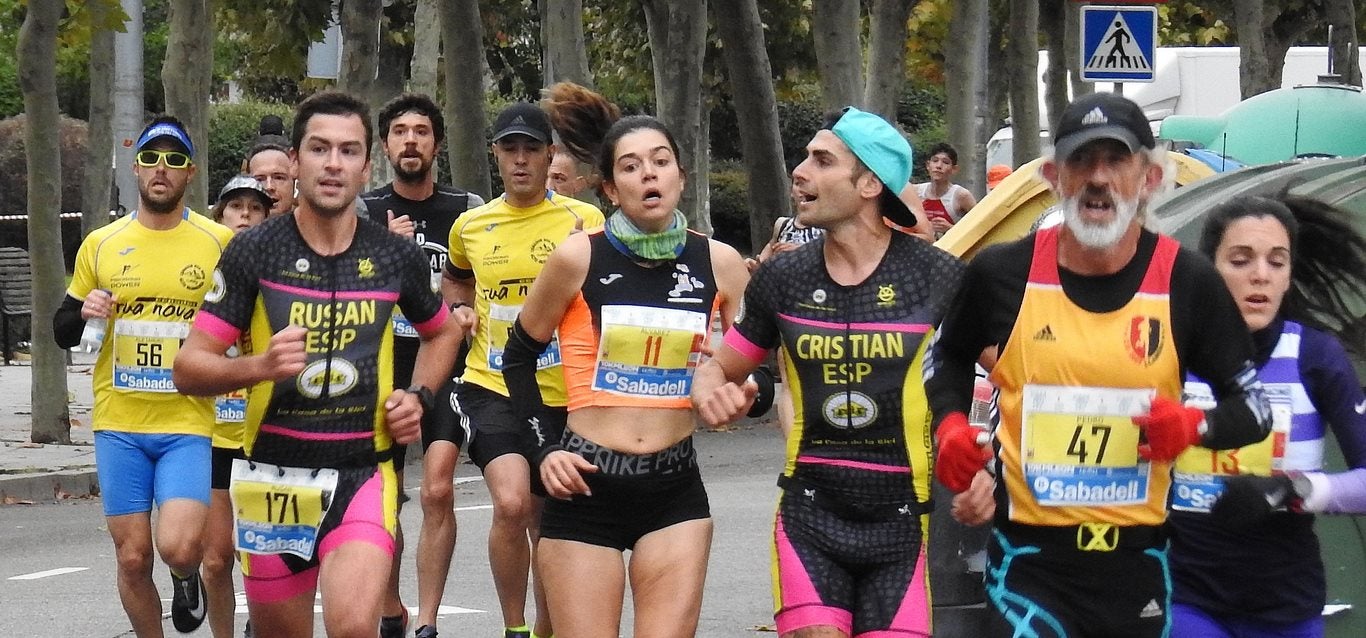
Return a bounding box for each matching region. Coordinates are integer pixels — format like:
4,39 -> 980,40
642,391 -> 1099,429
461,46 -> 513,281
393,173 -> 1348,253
405,384 -> 436,412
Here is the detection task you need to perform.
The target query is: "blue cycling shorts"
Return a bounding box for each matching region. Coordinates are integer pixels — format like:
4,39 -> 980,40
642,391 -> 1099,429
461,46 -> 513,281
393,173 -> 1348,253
94,431 -> 211,516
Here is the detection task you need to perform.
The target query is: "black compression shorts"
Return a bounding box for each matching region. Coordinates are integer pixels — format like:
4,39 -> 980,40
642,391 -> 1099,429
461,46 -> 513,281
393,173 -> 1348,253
539,433 -> 709,550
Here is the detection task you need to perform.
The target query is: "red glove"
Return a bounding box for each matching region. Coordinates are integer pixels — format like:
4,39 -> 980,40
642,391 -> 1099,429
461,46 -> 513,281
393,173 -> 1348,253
935,412 -> 991,493
1132,396 -> 1204,462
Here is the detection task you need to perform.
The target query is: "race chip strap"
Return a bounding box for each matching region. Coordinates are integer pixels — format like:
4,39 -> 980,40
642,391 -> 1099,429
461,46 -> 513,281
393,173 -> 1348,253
1021,384 -> 1153,507
228,459 -> 339,560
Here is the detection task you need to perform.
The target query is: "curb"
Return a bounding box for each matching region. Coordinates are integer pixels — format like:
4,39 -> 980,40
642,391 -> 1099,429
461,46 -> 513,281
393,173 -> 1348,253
0,468 -> 100,505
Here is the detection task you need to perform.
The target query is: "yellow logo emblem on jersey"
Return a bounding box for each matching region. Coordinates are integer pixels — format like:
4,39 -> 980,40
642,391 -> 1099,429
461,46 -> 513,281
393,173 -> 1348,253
180,264 -> 207,291
357,257 -> 375,279
877,284 -> 896,307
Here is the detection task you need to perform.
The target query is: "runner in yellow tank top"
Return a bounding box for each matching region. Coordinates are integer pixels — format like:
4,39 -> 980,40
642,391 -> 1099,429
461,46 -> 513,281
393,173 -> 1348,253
440,102 -> 604,638
926,94 -> 1274,638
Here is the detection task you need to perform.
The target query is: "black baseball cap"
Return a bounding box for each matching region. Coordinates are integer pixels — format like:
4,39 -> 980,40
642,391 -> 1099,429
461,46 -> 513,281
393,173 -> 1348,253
1052,92 -> 1155,161
491,102 -> 552,144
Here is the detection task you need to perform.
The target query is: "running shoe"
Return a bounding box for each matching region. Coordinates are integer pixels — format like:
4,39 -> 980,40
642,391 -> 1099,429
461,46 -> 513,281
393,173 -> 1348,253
503,629 -> 531,638
414,625 -> 439,638
169,570 -> 208,633
379,608 -> 409,638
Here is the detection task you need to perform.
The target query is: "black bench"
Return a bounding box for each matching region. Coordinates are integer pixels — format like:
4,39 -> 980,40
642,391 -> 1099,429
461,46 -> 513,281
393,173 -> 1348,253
0,246 -> 32,364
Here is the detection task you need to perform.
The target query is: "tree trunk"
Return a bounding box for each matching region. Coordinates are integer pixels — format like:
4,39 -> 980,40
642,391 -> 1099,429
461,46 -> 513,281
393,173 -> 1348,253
1039,0 -> 1068,132
113,0 -> 143,217
370,28 -> 408,189
640,0 -> 710,233
83,0 -> 116,237
1007,0 -> 1040,166
1232,0 -> 1319,98
1065,1 -> 1092,99
713,0 -> 791,250
542,0 -> 593,87
812,0 -> 864,110
863,0 -> 914,121
1232,0 -> 1274,98
985,0 -> 1011,158
19,0 -> 71,444
339,0 -> 382,102
1324,0 -> 1361,87
410,0 -> 441,178
161,0 -> 213,213
410,0 -> 440,95
945,0 -> 989,197
439,0 -> 492,200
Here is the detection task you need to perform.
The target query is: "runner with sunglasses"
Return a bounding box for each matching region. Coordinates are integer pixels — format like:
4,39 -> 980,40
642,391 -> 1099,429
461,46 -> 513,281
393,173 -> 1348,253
53,116 -> 235,636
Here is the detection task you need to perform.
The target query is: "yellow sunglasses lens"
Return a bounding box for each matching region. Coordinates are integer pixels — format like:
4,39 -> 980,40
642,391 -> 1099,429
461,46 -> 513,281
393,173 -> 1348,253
135,150 -> 191,168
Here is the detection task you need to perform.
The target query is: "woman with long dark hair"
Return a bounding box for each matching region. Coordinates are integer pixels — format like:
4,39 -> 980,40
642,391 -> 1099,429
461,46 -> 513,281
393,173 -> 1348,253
1170,194 -> 1366,637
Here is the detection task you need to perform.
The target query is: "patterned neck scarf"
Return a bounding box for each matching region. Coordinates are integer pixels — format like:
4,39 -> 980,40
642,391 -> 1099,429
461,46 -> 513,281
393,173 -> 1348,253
604,209 -> 688,262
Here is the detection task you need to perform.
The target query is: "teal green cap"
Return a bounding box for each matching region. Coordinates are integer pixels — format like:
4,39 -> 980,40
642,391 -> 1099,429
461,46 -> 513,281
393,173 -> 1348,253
831,107 -> 917,227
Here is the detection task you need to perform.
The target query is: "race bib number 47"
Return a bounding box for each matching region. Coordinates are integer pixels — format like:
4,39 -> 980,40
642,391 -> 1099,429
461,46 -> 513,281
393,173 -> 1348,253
1022,385 -> 1153,506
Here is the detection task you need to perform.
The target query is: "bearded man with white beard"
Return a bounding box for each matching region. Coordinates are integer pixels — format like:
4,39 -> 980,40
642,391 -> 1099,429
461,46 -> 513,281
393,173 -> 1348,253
922,92 -> 1275,637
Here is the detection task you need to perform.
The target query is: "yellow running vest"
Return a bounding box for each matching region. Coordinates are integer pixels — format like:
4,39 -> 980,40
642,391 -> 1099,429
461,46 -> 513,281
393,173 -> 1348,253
990,228 -> 1183,527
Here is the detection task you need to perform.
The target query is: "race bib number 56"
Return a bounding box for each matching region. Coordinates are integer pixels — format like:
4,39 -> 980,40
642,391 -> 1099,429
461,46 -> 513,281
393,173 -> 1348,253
112,319 -> 188,393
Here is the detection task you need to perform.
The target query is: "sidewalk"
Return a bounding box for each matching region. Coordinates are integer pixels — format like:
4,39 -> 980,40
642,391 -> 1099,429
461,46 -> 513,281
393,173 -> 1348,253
0,351 -> 100,505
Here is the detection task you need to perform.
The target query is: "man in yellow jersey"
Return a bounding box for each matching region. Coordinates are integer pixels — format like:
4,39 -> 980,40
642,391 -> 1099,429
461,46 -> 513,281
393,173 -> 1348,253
441,102 -> 604,638
925,93 -> 1274,637
52,116 -> 235,636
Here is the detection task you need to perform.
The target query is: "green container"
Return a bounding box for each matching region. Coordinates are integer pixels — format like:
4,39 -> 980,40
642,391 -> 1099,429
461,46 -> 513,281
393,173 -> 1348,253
1160,84 -> 1366,165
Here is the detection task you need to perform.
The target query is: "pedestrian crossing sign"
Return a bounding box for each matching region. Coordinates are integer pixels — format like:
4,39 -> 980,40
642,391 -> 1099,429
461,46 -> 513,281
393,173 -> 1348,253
1080,5 -> 1158,82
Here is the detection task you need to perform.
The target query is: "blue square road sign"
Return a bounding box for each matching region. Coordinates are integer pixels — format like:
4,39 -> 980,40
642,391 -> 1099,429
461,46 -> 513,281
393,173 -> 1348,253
1080,5 -> 1158,82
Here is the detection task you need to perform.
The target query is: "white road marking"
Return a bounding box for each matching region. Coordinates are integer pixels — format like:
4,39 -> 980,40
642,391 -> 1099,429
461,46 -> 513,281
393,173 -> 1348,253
8,567 -> 89,580
163,593 -> 485,617
455,504 -> 493,512
403,476 -> 485,492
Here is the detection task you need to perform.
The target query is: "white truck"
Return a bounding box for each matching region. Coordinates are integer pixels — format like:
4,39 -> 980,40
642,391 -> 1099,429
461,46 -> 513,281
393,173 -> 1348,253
985,46 -> 1364,169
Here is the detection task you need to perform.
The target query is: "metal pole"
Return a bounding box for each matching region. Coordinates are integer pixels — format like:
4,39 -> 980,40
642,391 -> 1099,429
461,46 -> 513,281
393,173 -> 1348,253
112,0 -> 143,216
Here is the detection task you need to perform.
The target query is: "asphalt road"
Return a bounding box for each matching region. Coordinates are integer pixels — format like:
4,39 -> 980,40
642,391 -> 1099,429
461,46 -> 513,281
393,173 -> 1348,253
0,422 -> 788,637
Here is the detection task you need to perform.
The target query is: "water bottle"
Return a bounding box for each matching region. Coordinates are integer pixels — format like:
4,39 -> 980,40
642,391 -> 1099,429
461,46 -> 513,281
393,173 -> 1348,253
79,318 -> 106,352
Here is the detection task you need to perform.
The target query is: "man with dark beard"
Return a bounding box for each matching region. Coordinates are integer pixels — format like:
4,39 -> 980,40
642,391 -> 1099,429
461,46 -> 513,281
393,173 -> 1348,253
361,92 -> 484,638
925,92 -> 1274,637
52,116 -> 235,636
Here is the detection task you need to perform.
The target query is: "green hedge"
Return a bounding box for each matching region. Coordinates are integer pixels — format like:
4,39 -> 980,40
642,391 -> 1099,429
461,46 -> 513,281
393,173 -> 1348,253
206,101 -> 295,199
710,81 -> 948,176
709,160 -> 753,255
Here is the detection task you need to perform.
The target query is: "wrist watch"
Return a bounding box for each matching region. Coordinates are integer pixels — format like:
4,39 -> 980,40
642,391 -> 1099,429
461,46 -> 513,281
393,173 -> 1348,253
405,384 -> 436,412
